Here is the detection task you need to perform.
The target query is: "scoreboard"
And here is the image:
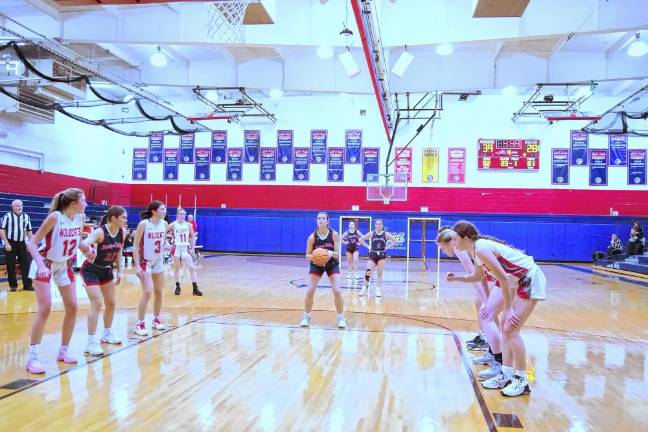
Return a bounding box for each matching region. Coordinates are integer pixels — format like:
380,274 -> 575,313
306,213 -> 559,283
478,139 -> 540,170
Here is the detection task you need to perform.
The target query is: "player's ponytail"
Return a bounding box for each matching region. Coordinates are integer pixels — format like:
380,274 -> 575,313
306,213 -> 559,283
140,200 -> 164,220
49,188 -> 84,213
102,206 -> 126,225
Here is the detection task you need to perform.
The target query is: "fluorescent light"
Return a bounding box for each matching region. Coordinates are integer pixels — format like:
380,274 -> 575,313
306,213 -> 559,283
337,49 -> 360,77
391,50 -> 414,77
150,46 -> 167,67
502,85 -> 518,96
269,88 -> 283,98
317,46 -> 334,59
628,34 -> 648,57
436,43 -> 453,56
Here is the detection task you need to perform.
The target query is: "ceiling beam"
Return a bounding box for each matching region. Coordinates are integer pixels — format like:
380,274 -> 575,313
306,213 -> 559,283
161,45 -> 189,67
473,0 -> 530,18
97,42 -> 141,68
25,0 -> 61,20
606,32 -> 636,59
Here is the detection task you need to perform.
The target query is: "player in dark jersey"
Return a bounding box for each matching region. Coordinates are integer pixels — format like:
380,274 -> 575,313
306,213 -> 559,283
301,212 -> 346,329
341,220 -> 364,281
80,206 -> 127,356
358,219 -> 398,297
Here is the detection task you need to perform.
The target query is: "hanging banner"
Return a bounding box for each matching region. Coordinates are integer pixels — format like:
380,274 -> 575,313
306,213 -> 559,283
362,147 -> 380,182
148,132 -> 163,163
570,130 -> 588,166
394,147 -> 413,182
244,130 -> 260,163
226,148 -> 243,181
194,148 -> 210,181
589,149 -> 608,186
163,148 -> 179,181
277,130 -> 294,164
447,147 -> 466,183
179,133 -> 195,163
422,148 -> 439,183
132,148 -> 148,181
327,147 -> 345,182
628,149 -> 647,185
260,147 -> 277,181
345,129 -> 362,164
310,129 -> 327,164
293,147 -> 310,181
210,130 -> 227,164
551,148 -> 570,185
608,134 -> 628,166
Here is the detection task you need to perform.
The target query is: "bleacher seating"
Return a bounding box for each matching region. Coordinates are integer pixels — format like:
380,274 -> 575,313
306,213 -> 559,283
594,247 -> 648,279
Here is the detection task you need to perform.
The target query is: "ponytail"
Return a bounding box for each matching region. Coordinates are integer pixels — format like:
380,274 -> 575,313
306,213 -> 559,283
102,206 -> 126,225
49,188 -> 84,213
140,200 -> 164,220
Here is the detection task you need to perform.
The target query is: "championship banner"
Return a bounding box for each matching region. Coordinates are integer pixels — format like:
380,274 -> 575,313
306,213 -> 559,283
210,130 -> 227,164
447,147 -> 466,183
163,148 -> 179,181
293,147 -> 310,181
362,147 -> 380,182
260,147 -> 277,181
194,148 -> 210,181
570,130 -> 588,166
132,148 -> 148,181
226,148 -> 243,181
608,134 -> 628,166
421,148 -> 439,183
148,132 -> 163,163
244,130 -> 260,163
551,148 -> 570,185
277,130 -> 294,164
310,129 -> 327,164
345,129 -> 362,164
589,149 -> 608,186
179,133 -> 195,163
394,147 -> 413,182
327,147 -> 344,182
628,149 -> 647,185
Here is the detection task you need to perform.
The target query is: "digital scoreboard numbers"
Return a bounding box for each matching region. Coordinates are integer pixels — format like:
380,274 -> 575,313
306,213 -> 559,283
478,138 -> 540,170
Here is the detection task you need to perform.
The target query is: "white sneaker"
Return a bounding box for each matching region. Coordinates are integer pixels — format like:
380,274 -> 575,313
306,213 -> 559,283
101,333 -> 122,345
337,315 -> 346,329
152,318 -> 166,330
134,322 -> 149,336
85,340 -> 104,356
346,273 -> 353,280
482,372 -> 511,389
472,351 -> 494,365
359,287 -> 367,296
478,364 -> 502,380
300,313 -> 310,327
501,375 -> 531,397
375,287 -> 382,297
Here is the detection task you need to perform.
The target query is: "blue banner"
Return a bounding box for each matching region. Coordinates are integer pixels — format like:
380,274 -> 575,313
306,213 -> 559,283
179,133 -> 194,164
310,129 -> 327,164
260,147 -> 276,181
608,134 -> 628,166
227,148 -> 243,181
551,148 -> 570,185
148,132 -> 163,163
277,130 -> 294,164
570,130 -> 588,166
345,129 -> 362,164
589,149 -> 608,186
194,148 -> 210,181
327,147 -> 344,182
210,130 -> 227,164
163,148 -> 179,181
293,147 -> 310,181
132,148 -> 148,181
244,130 -> 260,163
628,149 -> 647,185
362,147 -> 380,182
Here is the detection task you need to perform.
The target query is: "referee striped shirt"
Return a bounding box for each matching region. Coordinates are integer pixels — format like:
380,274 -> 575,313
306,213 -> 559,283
1,212 -> 32,242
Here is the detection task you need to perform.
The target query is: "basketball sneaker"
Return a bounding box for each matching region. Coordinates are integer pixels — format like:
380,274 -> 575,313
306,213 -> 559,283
152,317 -> 166,330
466,334 -> 489,351
57,348 -> 78,364
501,375 -> 531,397
337,315 -> 346,329
478,363 -> 502,380
375,287 -> 382,297
300,313 -> 310,327
134,321 -> 149,336
26,357 -> 45,374
101,332 -> 122,345
482,372 -> 511,389
346,273 -> 353,280
85,340 -> 104,356
472,351 -> 495,365
359,287 -> 367,296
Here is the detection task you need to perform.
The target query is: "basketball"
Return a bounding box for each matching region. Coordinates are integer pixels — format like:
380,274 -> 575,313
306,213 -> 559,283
311,248 -> 330,266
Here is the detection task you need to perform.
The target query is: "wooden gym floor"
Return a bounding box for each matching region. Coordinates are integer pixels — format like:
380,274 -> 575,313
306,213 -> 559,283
0,254 -> 646,431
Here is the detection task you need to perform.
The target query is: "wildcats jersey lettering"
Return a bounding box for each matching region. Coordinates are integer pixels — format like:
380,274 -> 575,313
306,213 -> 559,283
41,211 -> 84,262
140,219 -> 167,261
173,222 -> 191,247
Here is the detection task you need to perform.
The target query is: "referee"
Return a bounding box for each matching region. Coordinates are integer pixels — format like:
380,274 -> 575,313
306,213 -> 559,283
1,199 -> 34,292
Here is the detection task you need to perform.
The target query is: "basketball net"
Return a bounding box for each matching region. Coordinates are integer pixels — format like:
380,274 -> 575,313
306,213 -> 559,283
207,0 -> 251,44
380,186 -> 392,205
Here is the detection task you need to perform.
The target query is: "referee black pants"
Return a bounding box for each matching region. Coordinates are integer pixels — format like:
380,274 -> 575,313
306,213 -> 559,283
5,240 -> 32,289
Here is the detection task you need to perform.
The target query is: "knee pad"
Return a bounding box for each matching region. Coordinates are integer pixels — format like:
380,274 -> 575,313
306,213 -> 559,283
365,269 -> 372,282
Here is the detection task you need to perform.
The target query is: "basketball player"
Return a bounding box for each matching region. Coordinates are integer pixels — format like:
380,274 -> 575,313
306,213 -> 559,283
300,212 -> 346,329
80,206 -> 128,356
448,220 -> 547,397
24,188 -> 96,374
358,219 -> 398,297
341,220 -> 363,280
167,208 -> 202,296
132,200 -> 169,336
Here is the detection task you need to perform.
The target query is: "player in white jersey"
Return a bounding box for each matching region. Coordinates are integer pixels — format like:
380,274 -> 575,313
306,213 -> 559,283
448,220 -> 547,398
24,188 -> 96,374
132,200 -> 169,337
167,208 -> 202,296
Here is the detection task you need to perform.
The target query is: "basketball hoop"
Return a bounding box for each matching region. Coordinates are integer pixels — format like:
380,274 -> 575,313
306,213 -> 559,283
207,0 -> 252,44
380,186 -> 393,205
